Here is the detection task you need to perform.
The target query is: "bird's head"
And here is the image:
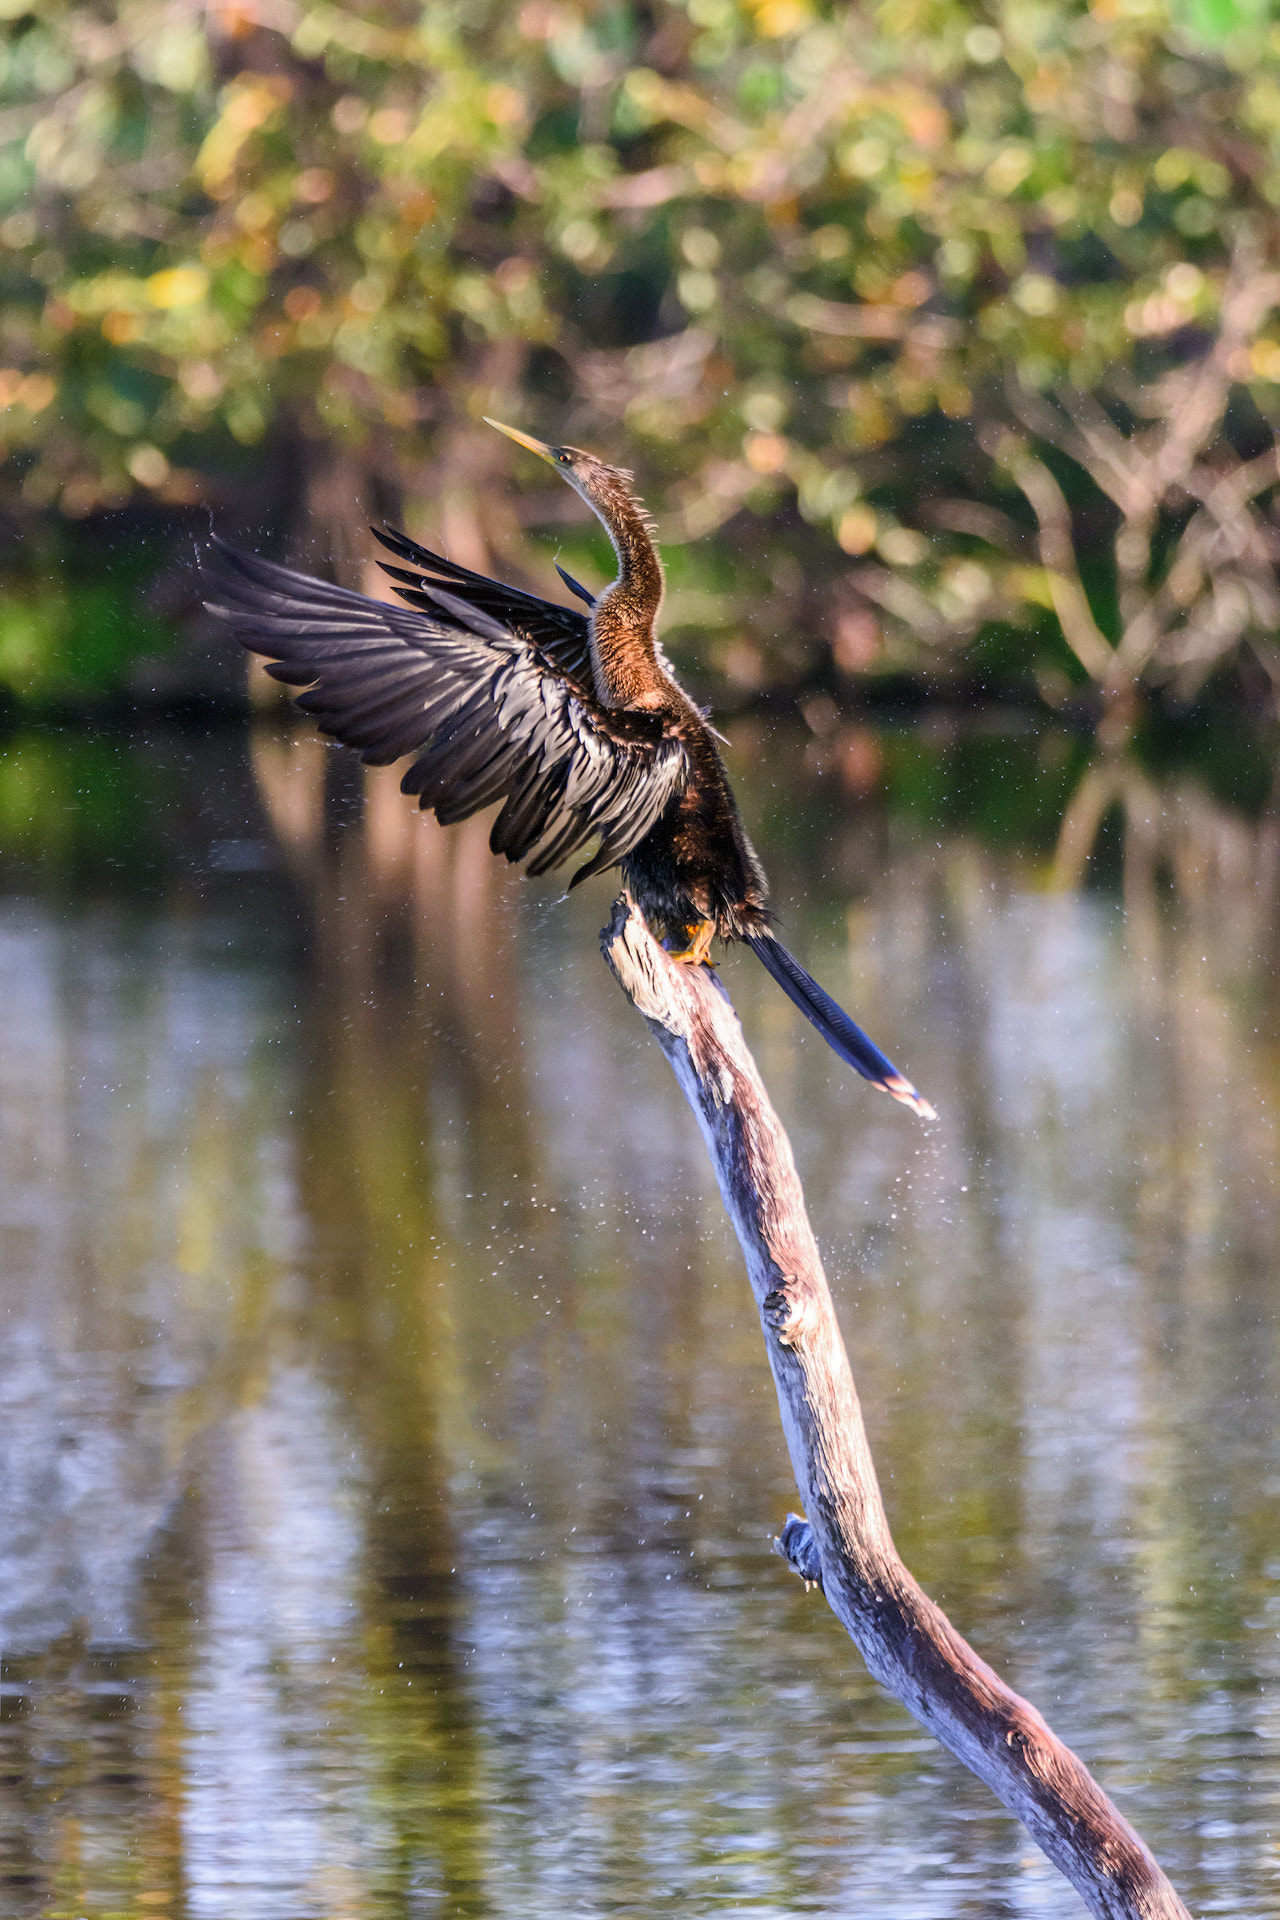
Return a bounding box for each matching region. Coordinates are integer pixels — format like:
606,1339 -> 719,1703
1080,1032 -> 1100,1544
484,418 -> 648,536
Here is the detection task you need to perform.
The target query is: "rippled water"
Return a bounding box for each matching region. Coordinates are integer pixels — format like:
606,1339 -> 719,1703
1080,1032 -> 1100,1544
1,718 -> 1278,1919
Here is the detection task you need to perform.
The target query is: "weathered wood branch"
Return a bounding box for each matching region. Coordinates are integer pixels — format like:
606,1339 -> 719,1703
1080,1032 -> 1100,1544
601,897 -> 1192,1920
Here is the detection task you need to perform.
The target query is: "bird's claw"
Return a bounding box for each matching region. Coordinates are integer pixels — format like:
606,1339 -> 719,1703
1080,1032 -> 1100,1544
666,920 -> 717,966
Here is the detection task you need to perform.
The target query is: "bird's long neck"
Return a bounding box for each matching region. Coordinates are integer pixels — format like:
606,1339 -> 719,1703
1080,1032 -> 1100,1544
585,490 -> 666,709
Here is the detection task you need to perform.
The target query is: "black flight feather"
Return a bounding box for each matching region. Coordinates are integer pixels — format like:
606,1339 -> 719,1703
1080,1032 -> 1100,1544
202,509 -> 932,1118
201,532 -> 687,891
746,934 -> 935,1119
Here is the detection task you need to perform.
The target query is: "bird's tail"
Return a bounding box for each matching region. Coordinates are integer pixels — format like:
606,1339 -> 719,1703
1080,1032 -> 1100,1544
746,933 -> 935,1120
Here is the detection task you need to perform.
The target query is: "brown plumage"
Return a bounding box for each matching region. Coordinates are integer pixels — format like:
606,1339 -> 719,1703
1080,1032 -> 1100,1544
201,419 -> 933,1117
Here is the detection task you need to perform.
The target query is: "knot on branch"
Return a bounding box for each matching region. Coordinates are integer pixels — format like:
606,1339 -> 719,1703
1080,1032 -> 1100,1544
761,1278 -> 808,1348
775,1513 -> 823,1590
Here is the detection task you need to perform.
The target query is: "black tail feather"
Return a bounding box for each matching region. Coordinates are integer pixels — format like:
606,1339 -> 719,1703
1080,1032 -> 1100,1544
746,933 -> 935,1120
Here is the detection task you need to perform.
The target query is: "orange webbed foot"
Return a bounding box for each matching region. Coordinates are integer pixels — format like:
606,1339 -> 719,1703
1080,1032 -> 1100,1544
667,919 -> 717,966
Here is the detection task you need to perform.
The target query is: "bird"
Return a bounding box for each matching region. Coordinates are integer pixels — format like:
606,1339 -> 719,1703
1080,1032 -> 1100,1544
202,419 -> 934,1118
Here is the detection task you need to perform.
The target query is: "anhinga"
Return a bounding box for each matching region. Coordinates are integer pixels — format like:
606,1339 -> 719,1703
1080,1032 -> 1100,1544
204,420 -> 934,1118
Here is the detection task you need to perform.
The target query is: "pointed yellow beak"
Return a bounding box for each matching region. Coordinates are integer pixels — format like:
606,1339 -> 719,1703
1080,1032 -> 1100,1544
483,417 -> 560,469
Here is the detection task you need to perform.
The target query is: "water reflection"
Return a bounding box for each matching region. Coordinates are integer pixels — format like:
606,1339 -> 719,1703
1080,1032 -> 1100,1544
0,720 -> 1277,1918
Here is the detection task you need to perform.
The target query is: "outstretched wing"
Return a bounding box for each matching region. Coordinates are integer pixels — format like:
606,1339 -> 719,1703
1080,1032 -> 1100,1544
203,536 -> 687,883
372,524 -> 595,689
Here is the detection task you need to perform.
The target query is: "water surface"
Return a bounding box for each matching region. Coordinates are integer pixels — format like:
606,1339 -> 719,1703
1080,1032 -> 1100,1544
1,718 -> 1277,1918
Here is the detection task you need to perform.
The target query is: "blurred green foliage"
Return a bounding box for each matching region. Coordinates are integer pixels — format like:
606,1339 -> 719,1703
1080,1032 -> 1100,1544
0,541 -> 172,701
4,0 -> 1280,707
0,725 -> 165,871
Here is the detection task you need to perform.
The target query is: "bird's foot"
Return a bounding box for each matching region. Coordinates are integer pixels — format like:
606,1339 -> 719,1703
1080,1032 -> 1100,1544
666,919 -> 717,967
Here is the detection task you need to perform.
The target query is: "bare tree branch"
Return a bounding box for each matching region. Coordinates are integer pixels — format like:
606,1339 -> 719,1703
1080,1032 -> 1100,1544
990,435 -> 1118,683
845,563 -> 953,644
601,898 -> 1193,1920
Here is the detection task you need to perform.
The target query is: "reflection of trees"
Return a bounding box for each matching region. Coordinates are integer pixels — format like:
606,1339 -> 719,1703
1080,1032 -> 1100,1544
251,732 -> 533,1158
1036,750 -> 1280,1749
1049,743 -> 1280,1278
250,728 -> 525,1912
291,932 -> 491,1916
0,797 -> 313,1913
6,719 -> 1280,1910
1050,749 -> 1280,976
0,724 -> 543,1917
912,778 -> 1280,1858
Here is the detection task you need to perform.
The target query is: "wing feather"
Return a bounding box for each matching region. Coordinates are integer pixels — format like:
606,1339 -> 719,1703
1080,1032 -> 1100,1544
203,534 -> 687,879
404,706 -> 509,807
371,525 -> 594,686
435,741 -> 527,823
490,763 -> 572,861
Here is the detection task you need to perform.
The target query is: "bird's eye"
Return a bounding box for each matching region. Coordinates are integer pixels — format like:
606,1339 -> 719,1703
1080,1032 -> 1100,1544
557,451 -> 572,465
